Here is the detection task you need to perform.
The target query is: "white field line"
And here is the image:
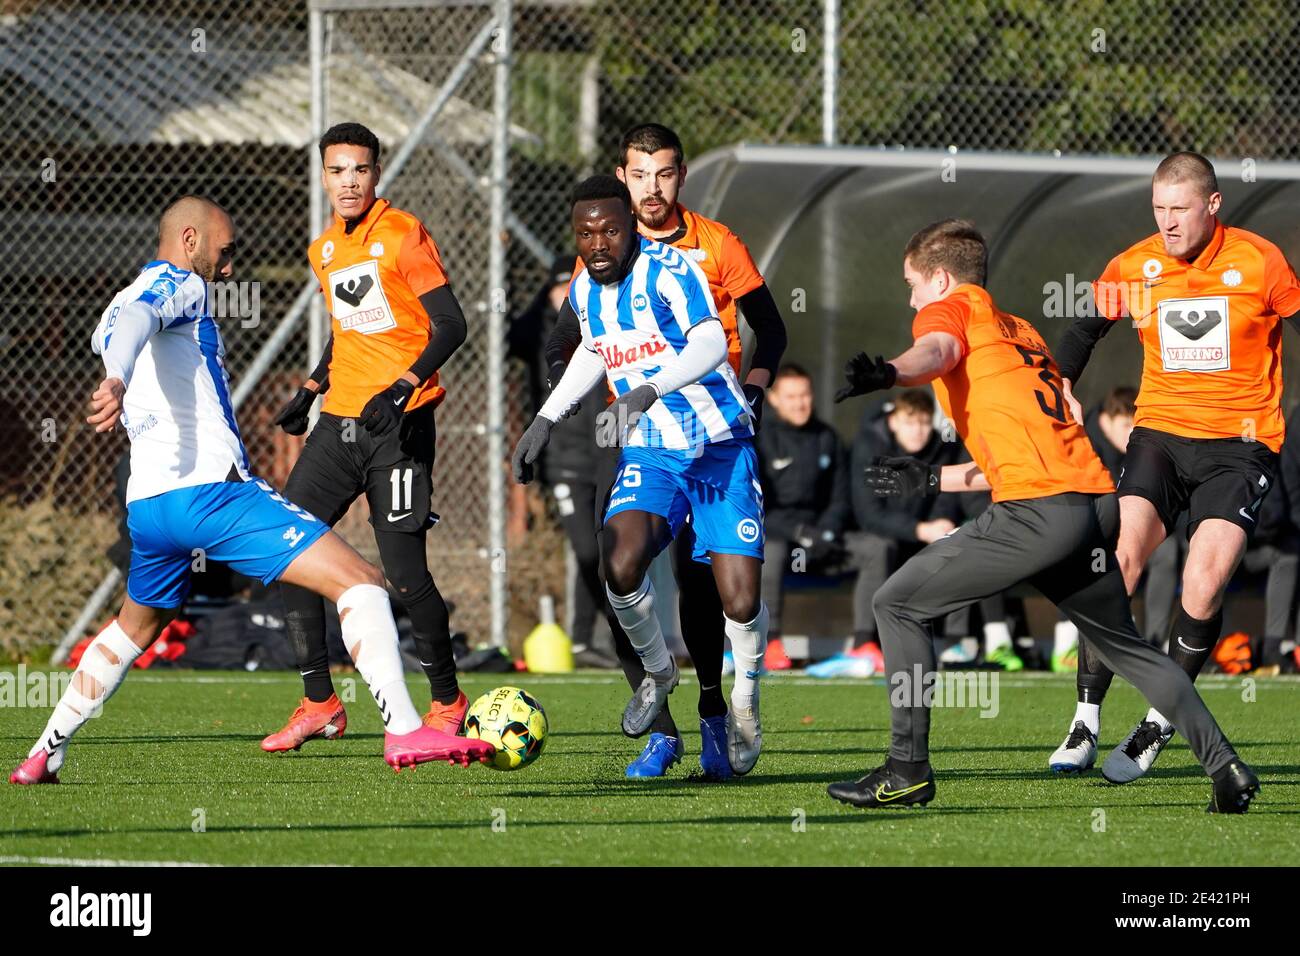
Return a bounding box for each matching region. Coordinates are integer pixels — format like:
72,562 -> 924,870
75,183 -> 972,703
0,854 -> 221,867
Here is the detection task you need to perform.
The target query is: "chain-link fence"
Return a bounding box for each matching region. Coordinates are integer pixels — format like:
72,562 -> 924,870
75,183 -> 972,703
6,0 -> 1300,658
313,0 -> 508,648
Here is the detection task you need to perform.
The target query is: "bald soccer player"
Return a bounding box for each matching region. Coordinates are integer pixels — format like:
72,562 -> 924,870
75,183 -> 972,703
10,196 -> 490,785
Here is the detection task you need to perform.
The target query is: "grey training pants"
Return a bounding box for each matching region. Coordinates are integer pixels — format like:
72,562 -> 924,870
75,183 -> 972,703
872,492 -> 1236,776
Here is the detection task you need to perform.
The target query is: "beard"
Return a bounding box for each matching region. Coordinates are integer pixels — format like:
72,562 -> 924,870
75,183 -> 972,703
635,196 -> 673,229
190,247 -> 216,283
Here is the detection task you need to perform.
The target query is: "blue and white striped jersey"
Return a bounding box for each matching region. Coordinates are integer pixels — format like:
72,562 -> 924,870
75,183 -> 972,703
569,237 -> 753,450
91,260 -> 251,503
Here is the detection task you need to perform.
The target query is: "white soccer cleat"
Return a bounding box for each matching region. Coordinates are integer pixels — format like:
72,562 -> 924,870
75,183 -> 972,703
1048,720 -> 1097,773
1102,719 -> 1173,784
621,658 -> 679,738
727,690 -> 762,775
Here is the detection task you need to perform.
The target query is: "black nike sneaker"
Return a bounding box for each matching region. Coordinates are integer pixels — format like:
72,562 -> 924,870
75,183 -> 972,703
827,762 -> 936,809
1207,759 -> 1260,814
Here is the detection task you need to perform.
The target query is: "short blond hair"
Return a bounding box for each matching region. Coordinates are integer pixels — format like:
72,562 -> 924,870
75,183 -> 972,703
1153,151 -> 1219,199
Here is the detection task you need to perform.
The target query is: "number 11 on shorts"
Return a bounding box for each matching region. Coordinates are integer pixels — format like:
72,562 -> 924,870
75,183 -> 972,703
390,467 -> 413,511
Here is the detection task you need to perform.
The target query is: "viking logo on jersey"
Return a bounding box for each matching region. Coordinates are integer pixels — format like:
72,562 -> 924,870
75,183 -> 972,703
334,274 -> 374,307
1157,296 -> 1229,371
329,260 -> 396,334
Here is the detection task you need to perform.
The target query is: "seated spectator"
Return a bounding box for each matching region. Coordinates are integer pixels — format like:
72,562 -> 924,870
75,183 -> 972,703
506,255 -> 620,668
846,390 -> 1019,668
757,364 -> 850,668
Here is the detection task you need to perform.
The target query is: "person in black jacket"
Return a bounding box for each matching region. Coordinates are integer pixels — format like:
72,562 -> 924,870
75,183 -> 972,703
756,364 -> 850,664
845,389 -> 1012,660
506,256 -> 620,667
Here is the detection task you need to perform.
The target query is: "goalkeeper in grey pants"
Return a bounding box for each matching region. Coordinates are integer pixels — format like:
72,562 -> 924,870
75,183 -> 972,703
825,218 -> 1258,813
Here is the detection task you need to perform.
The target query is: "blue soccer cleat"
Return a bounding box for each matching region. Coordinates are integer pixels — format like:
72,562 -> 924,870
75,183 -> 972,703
625,733 -> 683,777
699,715 -> 732,780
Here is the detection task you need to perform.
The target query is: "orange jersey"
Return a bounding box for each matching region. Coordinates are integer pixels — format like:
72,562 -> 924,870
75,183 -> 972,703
308,199 -> 451,417
575,203 -> 765,376
1093,223 -> 1300,453
914,285 -> 1115,503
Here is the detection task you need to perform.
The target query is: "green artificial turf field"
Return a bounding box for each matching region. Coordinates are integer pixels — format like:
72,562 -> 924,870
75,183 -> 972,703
1,668 -> 1296,866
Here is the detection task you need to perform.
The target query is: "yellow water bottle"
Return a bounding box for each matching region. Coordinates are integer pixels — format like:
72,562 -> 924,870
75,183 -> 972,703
523,594 -> 573,673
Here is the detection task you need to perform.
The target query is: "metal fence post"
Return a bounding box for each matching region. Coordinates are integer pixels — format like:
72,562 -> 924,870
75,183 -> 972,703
488,0 -> 512,647
823,0 -> 838,146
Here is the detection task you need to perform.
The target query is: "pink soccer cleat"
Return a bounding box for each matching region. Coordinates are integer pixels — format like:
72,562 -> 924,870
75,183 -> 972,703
383,724 -> 495,771
9,750 -> 59,785
421,689 -> 470,735
261,695 -> 347,753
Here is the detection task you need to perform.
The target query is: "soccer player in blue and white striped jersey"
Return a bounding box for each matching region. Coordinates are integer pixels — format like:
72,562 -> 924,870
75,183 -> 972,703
512,176 -> 770,773
10,196 -> 491,785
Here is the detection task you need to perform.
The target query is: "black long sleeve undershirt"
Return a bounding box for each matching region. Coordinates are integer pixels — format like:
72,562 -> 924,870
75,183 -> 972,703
408,284 -> 468,382
1054,311 -> 1114,384
736,283 -> 787,377
307,335 -> 333,391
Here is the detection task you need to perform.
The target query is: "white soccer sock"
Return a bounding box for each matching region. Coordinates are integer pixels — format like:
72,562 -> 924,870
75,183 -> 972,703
606,577 -> 671,675
1053,620 -> 1079,656
983,620 -> 1012,654
726,602 -> 769,710
31,620 -> 143,772
1072,701 -> 1101,737
337,584 -> 421,735
1144,706 -> 1173,734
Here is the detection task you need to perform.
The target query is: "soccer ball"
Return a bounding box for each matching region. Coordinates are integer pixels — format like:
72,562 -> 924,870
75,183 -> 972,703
464,686 -> 548,771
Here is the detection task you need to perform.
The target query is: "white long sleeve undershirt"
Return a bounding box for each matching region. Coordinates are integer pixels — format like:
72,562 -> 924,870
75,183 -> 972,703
537,318 -> 728,424
537,344 -> 607,423
644,319 -> 726,398
93,299 -> 161,387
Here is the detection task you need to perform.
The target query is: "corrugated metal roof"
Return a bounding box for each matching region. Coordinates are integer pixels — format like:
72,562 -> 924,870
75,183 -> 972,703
0,8 -> 526,147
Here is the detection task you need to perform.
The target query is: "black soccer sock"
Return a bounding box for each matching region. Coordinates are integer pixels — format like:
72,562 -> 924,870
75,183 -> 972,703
675,550 -> 727,719
854,629 -> 879,648
887,755 -> 931,780
281,583 -> 335,703
1169,606 -> 1222,680
378,531 -> 459,704
1075,635 -> 1114,705
404,577 -> 459,704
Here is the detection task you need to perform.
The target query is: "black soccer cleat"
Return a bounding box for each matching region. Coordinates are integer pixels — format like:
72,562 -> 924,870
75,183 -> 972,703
1207,759 -> 1260,814
827,762 -> 936,809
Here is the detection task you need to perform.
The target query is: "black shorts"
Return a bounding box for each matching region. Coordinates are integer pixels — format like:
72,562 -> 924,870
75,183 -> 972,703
282,402 -> 438,535
1117,426 -> 1278,540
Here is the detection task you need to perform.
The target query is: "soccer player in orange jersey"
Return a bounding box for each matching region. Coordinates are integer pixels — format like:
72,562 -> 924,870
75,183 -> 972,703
1050,152 -> 1300,782
826,219 -> 1256,812
544,124 -> 787,779
261,123 -> 472,751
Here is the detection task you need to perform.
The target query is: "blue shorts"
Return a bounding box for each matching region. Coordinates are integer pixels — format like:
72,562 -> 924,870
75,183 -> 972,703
604,438 -> 764,563
126,479 -> 330,608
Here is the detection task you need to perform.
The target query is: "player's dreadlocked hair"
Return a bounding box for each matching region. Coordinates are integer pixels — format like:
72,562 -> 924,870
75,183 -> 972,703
571,174 -> 632,212
619,123 -> 684,167
319,122 -> 381,165
904,218 -> 988,287
1153,151 -> 1219,199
